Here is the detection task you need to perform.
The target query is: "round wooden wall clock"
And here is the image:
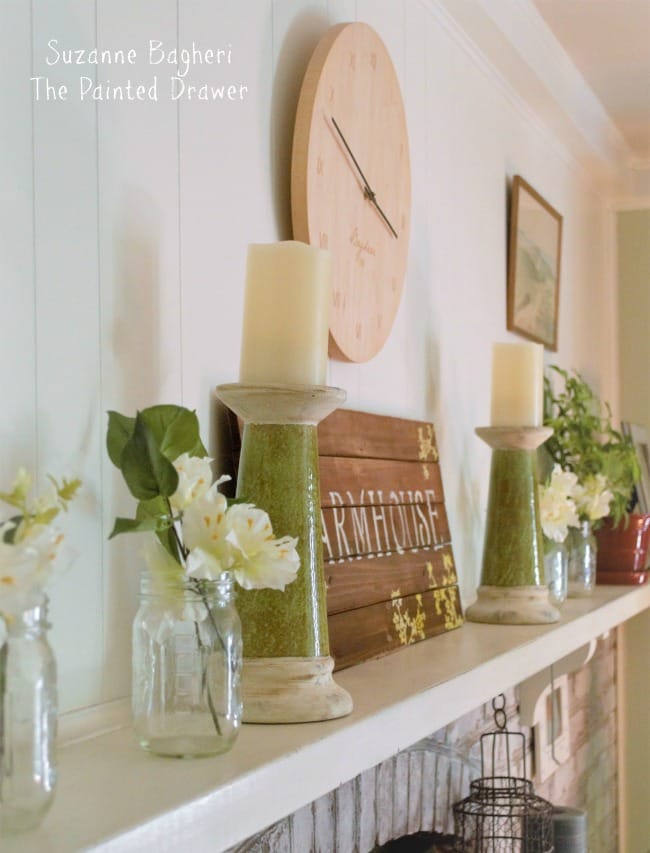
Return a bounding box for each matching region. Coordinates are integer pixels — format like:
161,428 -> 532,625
291,22 -> 411,363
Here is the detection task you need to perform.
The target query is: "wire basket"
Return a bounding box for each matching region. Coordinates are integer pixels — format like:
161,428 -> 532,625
452,697 -> 553,852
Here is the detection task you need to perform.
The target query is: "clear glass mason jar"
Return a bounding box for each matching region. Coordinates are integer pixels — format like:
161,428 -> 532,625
567,521 -> 596,597
0,598 -> 57,835
132,573 -> 242,758
544,538 -> 568,607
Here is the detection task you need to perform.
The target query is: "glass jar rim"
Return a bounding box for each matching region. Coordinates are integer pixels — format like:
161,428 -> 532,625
138,571 -> 234,597
4,596 -> 50,634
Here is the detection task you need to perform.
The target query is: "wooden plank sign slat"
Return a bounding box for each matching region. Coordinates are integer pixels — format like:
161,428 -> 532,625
320,456 -> 445,506
325,544 -> 456,615
329,586 -> 463,670
318,409 -> 463,670
318,409 -> 442,462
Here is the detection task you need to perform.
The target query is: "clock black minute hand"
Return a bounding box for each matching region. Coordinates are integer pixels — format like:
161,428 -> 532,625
331,116 -> 398,239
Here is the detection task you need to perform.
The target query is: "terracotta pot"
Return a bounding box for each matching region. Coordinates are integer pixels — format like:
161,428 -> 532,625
596,570 -> 649,585
595,513 -> 650,576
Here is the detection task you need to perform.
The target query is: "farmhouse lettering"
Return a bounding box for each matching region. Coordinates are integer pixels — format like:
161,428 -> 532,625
321,488 -> 446,561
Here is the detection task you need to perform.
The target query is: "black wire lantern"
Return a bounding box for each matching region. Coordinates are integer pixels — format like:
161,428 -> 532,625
453,696 -> 553,852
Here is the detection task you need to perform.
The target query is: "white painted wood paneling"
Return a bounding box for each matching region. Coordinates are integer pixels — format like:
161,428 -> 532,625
178,0 -> 273,425
334,778 -> 357,851
31,0 -> 103,711
96,0 -> 182,702
326,0 -> 357,25
313,791 -> 335,853
291,802 -> 315,851
0,4 -> 37,484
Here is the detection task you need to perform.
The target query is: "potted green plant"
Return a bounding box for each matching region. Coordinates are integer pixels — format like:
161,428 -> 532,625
543,366 -> 649,582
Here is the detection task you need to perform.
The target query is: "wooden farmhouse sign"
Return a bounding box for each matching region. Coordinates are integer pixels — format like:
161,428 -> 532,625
227,408 -> 463,670
318,409 -> 463,669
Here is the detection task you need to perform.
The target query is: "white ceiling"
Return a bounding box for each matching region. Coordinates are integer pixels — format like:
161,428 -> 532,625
532,0 -> 650,163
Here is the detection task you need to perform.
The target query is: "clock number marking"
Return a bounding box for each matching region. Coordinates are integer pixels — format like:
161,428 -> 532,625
349,53 -> 356,71
370,52 -> 377,70
355,321 -> 362,340
317,156 -> 324,176
319,231 -> 329,249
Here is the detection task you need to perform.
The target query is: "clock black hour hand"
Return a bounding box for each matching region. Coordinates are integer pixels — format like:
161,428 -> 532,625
363,187 -> 399,239
331,116 -> 398,239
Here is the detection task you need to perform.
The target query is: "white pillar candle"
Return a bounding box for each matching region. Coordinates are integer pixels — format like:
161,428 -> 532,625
490,342 -> 544,426
239,241 -> 331,386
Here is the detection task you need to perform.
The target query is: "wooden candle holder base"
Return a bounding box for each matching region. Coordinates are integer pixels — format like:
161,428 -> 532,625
466,585 -> 559,625
242,656 -> 353,723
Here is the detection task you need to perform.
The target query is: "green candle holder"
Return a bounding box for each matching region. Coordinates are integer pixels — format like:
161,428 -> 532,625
215,383 -> 353,722
466,426 -> 560,625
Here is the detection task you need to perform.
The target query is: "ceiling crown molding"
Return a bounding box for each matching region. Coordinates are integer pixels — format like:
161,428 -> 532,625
420,0 -> 640,200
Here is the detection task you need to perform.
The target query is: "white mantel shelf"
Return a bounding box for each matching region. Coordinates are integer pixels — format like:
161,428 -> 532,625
8,584 -> 650,853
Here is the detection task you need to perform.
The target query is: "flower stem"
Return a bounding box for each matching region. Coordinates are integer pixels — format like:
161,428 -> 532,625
164,499 -> 188,563
161,500 -> 227,739
190,578 -> 228,655
193,621 -> 222,737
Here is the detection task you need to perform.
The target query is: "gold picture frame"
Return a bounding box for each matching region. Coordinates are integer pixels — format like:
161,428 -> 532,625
507,175 -> 563,351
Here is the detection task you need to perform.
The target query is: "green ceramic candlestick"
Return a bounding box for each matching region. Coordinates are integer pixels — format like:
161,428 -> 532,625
466,426 -> 560,625
215,383 -> 353,722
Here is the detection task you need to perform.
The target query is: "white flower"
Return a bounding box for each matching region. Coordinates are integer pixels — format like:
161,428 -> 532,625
574,474 -> 613,522
539,464 -> 580,543
181,483 -> 234,577
141,539 -> 205,640
185,546 -> 228,581
31,480 -> 60,519
148,475 -> 300,594
225,503 -> 300,591
169,454 -> 218,511
142,537 -> 184,590
0,524 -> 63,619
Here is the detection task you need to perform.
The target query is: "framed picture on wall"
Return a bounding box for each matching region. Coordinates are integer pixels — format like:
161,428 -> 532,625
622,422 -> 650,513
507,175 -> 563,350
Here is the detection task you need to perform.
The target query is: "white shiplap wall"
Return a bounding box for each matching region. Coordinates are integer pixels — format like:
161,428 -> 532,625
1,0 -> 621,715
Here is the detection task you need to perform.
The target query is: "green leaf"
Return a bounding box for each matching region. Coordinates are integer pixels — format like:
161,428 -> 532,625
1,516 -> 22,544
121,413 -> 179,500
136,496 -> 181,560
109,516 -> 163,539
106,411 -> 136,468
136,495 -> 171,523
140,405 -> 207,461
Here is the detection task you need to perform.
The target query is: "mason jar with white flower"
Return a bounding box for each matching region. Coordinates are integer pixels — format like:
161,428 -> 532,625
0,469 -> 80,834
566,474 -> 613,597
538,465 -> 580,606
107,405 -> 300,758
